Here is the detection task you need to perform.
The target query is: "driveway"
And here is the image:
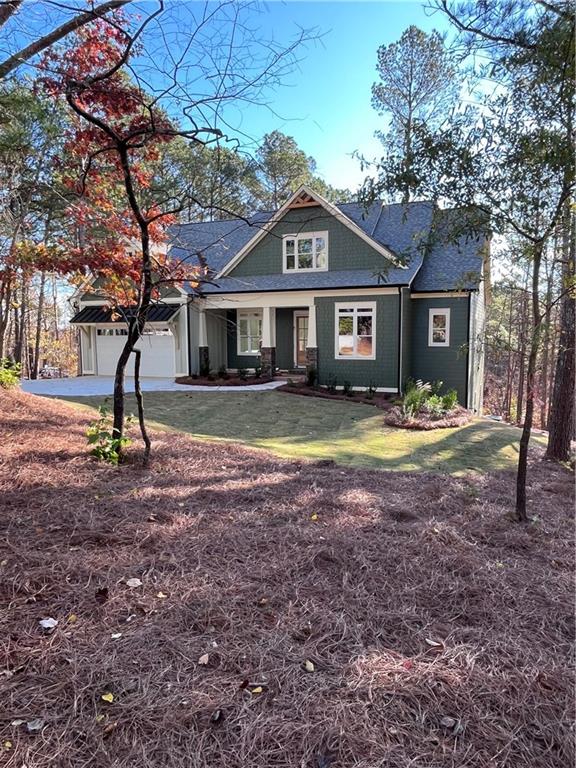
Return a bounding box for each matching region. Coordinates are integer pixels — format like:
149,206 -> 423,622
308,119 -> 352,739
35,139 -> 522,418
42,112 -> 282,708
22,376 -> 285,397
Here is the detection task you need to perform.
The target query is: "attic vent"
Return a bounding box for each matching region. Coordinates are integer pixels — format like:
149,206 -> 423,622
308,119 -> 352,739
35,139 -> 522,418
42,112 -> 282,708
287,190 -> 319,209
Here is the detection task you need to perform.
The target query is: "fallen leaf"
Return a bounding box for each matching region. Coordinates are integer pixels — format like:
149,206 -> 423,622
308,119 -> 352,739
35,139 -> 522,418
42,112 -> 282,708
198,653 -> 210,666
210,709 -> 224,724
156,592 -> 168,599
101,692 -> 114,703
125,578 -> 142,588
304,659 -> 315,673
425,638 -> 443,648
10,719 -> 24,726
440,716 -> 457,729
39,617 -> 58,632
103,721 -> 118,737
250,686 -> 263,694
311,513 -> 318,521
95,714 -> 106,723
26,718 -> 44,733
402,660 -> 414,670
0,559 -> 8,566
3,740 -> 12,750
111,633 -> 122,640
68,614 -> 78,624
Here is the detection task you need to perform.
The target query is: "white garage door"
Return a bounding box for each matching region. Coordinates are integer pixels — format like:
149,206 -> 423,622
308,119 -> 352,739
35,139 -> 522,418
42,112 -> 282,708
95,328 -> 175,377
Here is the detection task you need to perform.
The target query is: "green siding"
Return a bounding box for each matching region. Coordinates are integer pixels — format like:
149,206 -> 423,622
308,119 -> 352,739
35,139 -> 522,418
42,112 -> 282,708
315,292 -> 400,389
409,296 -> 469,404
228,206 -> 392,277
275,308 -> 296,369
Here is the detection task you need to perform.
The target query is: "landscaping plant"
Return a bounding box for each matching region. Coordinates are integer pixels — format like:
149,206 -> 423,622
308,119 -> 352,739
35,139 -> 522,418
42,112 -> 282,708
0,358 -> 21,389
86,405 -> 133,465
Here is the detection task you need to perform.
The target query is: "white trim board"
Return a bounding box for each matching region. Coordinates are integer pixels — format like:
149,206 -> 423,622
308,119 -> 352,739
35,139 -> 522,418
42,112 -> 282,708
217,184 -> 402,278
200,286 -> 398,311
411,292 -> 468,299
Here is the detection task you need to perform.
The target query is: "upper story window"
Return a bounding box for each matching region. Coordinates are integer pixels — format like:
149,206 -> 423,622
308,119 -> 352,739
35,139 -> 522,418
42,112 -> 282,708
237,310 -> 262,355
283,231 -> 328,273
335,303 -> 376,360
428,308 -> 450,347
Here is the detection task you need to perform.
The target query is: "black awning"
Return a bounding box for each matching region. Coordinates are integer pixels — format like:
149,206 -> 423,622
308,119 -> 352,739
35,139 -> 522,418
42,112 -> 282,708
70,304 -> 181,324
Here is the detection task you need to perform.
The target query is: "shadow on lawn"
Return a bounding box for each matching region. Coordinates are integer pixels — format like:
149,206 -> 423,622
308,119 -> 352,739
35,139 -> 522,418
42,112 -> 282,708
59,391 -> 528,475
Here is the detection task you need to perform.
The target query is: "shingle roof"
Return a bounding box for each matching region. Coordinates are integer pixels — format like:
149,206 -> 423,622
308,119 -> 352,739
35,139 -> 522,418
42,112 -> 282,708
168,200 -> 485,294
70,304 -> 181,324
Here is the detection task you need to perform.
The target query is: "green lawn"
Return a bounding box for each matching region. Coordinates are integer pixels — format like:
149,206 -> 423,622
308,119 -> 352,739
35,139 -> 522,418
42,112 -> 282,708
59,390 -> 537,475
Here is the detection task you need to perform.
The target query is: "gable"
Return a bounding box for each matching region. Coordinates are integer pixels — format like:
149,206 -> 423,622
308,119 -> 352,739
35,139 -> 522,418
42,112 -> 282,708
227,205 -> 395,278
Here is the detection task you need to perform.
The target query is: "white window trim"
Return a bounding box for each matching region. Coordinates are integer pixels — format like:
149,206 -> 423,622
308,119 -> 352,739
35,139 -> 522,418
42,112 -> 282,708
428,308 -> 451,347
334,301 -> 376,361
282,231 -> 329,273
237,309 -> 262,356
293,310 -> 309,368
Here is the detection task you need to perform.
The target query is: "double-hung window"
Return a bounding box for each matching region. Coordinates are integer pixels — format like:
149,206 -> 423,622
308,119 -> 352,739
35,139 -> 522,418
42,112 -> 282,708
283,231 -> 328,272
335,303 -> 376,360
428,308 -> 450,347
237,310 -> 262,355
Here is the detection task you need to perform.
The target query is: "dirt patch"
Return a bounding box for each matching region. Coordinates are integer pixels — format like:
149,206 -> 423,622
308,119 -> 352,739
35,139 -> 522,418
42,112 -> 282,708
0,388 -> 573,768
385,405 -> 473,429
175,374 -> 275,387
277,382 -> 394,409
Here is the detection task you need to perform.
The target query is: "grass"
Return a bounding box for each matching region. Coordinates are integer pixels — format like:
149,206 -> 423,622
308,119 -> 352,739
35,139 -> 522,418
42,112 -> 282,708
59,390 -> 541,475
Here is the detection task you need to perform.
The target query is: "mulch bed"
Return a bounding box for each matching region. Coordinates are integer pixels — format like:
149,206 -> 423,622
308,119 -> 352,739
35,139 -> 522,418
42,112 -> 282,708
175,375 -> 274,387
385,405 -> 474,430
277,382 -> 394,409
0,388 -> 574,768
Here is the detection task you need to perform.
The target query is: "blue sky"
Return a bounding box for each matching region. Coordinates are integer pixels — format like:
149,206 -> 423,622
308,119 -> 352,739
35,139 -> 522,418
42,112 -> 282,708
228,1 -> 451,191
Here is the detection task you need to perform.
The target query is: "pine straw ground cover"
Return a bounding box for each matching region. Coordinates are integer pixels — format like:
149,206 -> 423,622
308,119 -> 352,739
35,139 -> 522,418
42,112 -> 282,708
0,390 -> 574,768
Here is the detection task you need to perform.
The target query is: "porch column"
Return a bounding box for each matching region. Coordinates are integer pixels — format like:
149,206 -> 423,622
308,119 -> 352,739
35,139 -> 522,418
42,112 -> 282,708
305,304 -> 318,382
198,308 -> 210,375
260,306 -> 276,375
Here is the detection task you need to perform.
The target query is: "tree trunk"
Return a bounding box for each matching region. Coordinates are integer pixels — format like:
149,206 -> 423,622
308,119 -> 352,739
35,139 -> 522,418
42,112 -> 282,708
516,240 -> 544,521
546,206 -> 575,462
133,348 -> 151,465
31,271 -> 47,379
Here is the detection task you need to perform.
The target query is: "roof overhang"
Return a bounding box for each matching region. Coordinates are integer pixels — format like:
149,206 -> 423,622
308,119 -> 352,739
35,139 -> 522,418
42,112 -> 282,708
70,304 -> 182,325
217,185 -> 404,278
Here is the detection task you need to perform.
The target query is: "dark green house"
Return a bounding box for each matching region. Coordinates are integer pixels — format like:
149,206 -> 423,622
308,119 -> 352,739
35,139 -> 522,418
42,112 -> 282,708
73,185 -> 488,411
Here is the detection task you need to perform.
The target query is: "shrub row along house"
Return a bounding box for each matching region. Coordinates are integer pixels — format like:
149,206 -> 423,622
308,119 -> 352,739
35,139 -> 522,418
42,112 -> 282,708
71,186 -> 488,409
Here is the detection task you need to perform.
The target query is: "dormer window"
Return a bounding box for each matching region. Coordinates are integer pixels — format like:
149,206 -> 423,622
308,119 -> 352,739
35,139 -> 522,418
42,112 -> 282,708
283,232 -> 328,273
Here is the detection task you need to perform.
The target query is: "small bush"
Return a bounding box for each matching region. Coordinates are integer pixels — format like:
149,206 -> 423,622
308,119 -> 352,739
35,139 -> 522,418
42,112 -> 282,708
326,374 -> 337,394
306,366 -> 318,387
365,382 -> 377,400
237,367 -> 248,380
86,406 -> 132,465
253,365 -> 262,379
430,380 -> 444,395
442,389 -> 459,411
217,364 -> 229,380
402,386 -> 427,417
421,394 -> 445,418
0,358 -> 21,389
343,380 -> 354,397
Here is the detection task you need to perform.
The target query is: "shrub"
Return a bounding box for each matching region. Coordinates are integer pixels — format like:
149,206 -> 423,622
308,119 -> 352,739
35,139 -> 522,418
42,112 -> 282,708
326,374 -> 337,394
0,358 -> 21,389
217,364 -> 229,380
306,366 -> 318,387
237,367 -> 248,380
442,389 -> 459,411
365,382 -> 377,400
402,386 -> 427,417
253,365 -> 262,379
430,380 -> 444,395
421,394 -> 445,418
86,405 -> 132,465
343,380 -> 354,397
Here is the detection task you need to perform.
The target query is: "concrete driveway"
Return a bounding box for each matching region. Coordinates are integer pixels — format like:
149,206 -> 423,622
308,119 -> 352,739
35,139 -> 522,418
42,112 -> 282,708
22,376 -> 285,397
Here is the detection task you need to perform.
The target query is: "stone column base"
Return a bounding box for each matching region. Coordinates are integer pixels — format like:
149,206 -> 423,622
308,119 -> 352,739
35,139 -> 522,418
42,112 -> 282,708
260,347 -> 276,376
305,347 -> 318,384
199,346 -> 210,376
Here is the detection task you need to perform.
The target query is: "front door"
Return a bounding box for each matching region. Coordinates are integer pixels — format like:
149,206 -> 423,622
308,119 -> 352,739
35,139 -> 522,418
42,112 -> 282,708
294,313 -> 308,368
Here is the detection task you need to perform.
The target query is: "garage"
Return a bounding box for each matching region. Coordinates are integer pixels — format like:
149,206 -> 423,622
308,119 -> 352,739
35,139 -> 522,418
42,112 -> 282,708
94,327 -> 176,377
71,304 -> 185,378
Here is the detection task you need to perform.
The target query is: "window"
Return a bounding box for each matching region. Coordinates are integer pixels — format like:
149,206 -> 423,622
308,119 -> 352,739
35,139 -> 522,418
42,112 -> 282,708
428,308 -> 450,347
142,327 -> 172,336
283,231 -> 328,272
237,310 -> 262,355
335,303 -> 376,360
97,328 -> 128,336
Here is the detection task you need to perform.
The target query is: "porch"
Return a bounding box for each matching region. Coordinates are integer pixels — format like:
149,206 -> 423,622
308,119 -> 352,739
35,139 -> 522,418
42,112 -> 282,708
193,304 -> 318,377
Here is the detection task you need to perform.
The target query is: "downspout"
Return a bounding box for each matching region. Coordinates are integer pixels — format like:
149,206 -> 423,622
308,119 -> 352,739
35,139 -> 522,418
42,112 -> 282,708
397,287 -> 403,394
187,301 -> 193,376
